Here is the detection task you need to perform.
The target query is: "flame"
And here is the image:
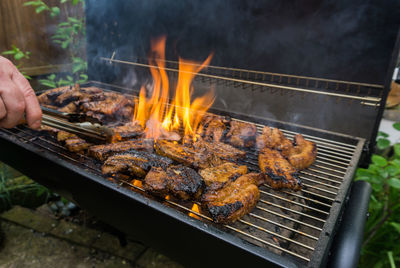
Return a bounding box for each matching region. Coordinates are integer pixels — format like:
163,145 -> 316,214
132,180 -> 143,188
133,36 -> 214,141
189,203 -> 201,219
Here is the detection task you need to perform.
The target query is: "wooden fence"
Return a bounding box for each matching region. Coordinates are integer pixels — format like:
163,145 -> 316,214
0,0 -> 83,76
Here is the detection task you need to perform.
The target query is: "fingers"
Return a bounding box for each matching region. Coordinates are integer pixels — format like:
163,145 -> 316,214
0,80 -> 26,128
12,69 -> 42,129
0,97 -> 5,121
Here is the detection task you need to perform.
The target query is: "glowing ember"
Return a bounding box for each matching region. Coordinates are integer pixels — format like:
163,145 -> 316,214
133,36 -> 215,141
132,180 -> 143,188
189,203 -> 201,219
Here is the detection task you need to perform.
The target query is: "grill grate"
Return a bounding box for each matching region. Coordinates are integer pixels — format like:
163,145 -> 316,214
0,112 -> 359,264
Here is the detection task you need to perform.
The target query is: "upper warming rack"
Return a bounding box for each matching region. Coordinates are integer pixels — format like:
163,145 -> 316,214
99,55 -> 383,108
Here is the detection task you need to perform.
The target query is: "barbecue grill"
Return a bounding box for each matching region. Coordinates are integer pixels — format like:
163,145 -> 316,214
1,1 -> 399,267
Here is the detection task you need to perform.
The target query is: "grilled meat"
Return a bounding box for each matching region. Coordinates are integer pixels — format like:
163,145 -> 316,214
110,121 -> 144,142
80,92 -> 129,115
143,165 -> 204,200
88,139 -> 154,161
64,136 -> 92,153
202,115 -> 229,142
287,134 -> 317,170
256,126 -> 293,157
57,131 -> 76,142
58,102 -> 78,113
193,139 -> 246,162
226,120 -> 257,148
57,131 -> 91,153
199,162 -> 248,191
102,151 -> 173,179
155,140 -> 222,169
258,147 -> 301,191
201,173 -> 264,223
37,86 -> 71,105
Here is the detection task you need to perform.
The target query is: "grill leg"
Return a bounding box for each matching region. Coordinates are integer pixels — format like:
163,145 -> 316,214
328,180 -> 371,268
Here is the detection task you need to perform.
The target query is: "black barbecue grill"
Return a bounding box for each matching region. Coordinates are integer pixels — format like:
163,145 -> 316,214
1,0 -> 399,267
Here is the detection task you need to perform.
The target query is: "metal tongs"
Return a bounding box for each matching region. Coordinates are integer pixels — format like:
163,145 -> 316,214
41,106 -> 114,143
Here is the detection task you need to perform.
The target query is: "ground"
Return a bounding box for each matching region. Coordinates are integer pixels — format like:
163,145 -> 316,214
0,206 -> 184,268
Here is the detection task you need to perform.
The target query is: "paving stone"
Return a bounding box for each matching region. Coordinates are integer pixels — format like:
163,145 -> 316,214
0,205 -> 58,233
91,231 -> 146,261
49,219 -> 100,246
136,248 -> 184,268
0,221 -> 132,268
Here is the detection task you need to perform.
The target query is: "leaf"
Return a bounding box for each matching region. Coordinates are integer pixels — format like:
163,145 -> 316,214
394,144 -> 400,158
372,155 -> 388,167
61,40 -> 70,49
377,138 -> 391,150
384,164 -> 400,176
39,81 -> 57,88
14,51 -> 24,60
48,74 -> 56,80
1,50 -> 14,55
378,131 -> 389,138
387,251 -> 395,268
390,222 -> 400,234
394,122 -> 400,131
35,5 -> 48,13
50,7 -> 60,17
387,178 -> 400,189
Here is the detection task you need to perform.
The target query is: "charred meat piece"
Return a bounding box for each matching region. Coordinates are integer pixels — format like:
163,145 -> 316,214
110,121 -> 144,142
201,173 -> 264,224
155,140 -> 222,169
199,162 -> 247,191
143,165 -> 204,200
88,139 -> 154,161
287,134 -> 317,170
202,115 -> 229,142
57,131 -> 91,153
80,92 -> 129,115
64,136 -> 92,153
256,126 -> 293,157
58,102 -> 78,113
102,151 -> 172,179
37,86 -> 72,105
193,139 -> 246,162
258,147 -> 301,191
57,131 -> 76,142
226,120 -> 257,148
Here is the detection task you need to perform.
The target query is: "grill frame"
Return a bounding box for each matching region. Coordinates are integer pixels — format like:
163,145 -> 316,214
0,81 -> 365,267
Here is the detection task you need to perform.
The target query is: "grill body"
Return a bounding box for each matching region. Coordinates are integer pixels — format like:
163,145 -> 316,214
0,82 -> 365,267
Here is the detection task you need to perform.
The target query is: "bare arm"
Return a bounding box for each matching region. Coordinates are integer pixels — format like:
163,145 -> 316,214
0,56 -> 42,129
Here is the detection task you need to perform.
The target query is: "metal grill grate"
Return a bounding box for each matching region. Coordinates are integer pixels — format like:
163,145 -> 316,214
0,113 -> 360,264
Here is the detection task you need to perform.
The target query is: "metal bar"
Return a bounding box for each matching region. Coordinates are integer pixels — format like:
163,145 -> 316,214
264,187 -> 332,208
238,219 -> 315,251
300,172 -> 342,185
248,213 -> 319,240
224,225 -> 311,262
259,190 -> 329,215
258,199 -> 326,223
100,58 -> 381,103
317,155 -> 351,166
299,177 -> 340,190
314,160 -> 348,170
255,206 -> 323,232
303,183 -> 337,195
312,164 -> 346,175
301,189 -> 336,201
317,152 -> 351,163
317,148 -> 353,159
304,169 -> 344,180
119,57 -> 383,89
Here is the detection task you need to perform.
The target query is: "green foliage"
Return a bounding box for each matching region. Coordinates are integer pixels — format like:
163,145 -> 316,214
356,122 -> 400,267
25,0 -> 87,87
1,45 -> 32,79
0,162 -> 51,210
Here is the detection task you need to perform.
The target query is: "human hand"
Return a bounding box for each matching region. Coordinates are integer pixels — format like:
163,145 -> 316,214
0,56 -> 42,129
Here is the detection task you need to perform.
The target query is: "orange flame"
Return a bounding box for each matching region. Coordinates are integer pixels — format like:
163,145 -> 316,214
189,203 -> 201,219
133,36 -> 214,141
